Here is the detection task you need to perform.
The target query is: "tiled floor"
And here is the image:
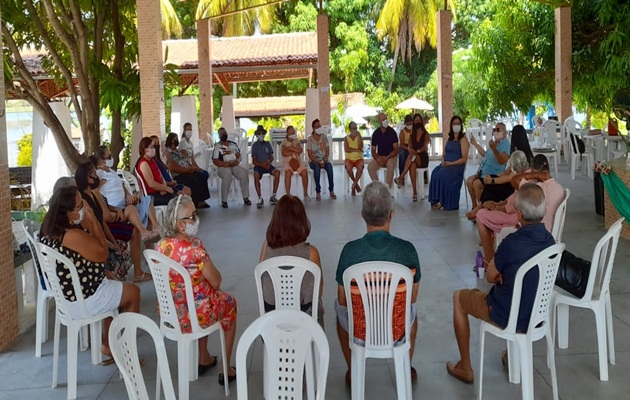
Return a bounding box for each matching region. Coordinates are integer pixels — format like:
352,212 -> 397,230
1,161 -> 629,400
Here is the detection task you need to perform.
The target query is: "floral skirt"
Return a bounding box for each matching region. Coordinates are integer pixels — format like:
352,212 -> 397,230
175,289 -> 238,334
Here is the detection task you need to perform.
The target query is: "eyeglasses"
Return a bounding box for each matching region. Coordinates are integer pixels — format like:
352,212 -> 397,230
179,212 -> 199,222
492,128 -> 502,132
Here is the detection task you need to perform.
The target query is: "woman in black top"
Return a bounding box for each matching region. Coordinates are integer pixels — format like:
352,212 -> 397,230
395,118 -> 430,201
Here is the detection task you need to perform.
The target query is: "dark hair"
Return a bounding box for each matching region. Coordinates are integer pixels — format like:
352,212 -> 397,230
531,154 -> 550,173
165,132 -> 179,149
74,161 -> 95,192
218,127 -> 227,135
151,135 -> 167,167
88,155 -> 100,168
95,145 -> 109,160
510,125 -> 533,165
404,114 -> 413,124
182,122 -> 192,138
448,115 -> 465,141
413,113 -> 423,124
286,125 -> 295,136
266,194 -> 311,248
138,137 -> 153,157
41,186 -> 79,240
348,121 -> 357,130
311,118 -> 320,129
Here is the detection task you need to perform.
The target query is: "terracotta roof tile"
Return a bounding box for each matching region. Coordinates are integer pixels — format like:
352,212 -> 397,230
233,93 -> 365,117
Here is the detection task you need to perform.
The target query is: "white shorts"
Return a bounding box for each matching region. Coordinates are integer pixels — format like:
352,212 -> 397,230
69,278 -> 123,319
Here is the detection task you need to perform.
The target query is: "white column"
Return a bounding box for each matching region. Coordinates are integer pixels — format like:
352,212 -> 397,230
221,96 -> 236,133
31,102 -> 72,208
305,88 -> 319,136
171,95 -> 199,144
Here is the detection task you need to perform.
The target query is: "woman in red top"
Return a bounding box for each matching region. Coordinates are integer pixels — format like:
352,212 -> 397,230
135,137 -> 175,206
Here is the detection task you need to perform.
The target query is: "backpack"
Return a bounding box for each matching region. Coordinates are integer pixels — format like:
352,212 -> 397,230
570,133 -> 586,156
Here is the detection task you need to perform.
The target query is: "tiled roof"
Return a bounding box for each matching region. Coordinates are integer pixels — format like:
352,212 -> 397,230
233,92 -> 366,117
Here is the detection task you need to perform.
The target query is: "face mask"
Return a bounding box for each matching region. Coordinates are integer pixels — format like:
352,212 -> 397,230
146,148 -> 156,158
381,119 -> 389,128
155,145 -> 160,152
413,123 -> 423,131
405,124 -> 412,130
104,159 -> 114,168
184,218 -> 199,237
315,127 -> 324,135
453,125 -> 462,134
256,134 -> 265,141
220,134 -> 228,142
288,134 -> 297,140
73,206 -> 86,225
185,130 -> 192,139
89,176 -> 100,190
172,141 -> 179,148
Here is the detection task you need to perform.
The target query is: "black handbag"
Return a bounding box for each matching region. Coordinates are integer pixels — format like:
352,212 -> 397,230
555,250 -> 591,298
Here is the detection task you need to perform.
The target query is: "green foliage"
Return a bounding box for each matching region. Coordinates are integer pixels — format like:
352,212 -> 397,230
120,127 -> 133,172
16,134 -> 33,167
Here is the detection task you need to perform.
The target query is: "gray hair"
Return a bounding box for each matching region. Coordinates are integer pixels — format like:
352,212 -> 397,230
162,195 -> 194,238
53,177 -> 76,194
361,182 -> 393,227
515,183 -> 546,223
508,150 -> 529,173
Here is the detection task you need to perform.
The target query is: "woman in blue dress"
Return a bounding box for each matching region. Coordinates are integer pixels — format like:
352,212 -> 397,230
429,116 -> 469,210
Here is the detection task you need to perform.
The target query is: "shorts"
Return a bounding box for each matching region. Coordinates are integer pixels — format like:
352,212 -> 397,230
344,159 -> 364,169
458,289 -> 492,323
69,278 -> 123,319
254,165 -> 276,176
283,163 -> 307,175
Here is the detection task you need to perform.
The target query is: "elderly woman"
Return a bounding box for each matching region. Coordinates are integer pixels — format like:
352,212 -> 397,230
164,132 -> 211,208
39,186 -> 140,362
157,195 -> 238,384
259,194 -> 324,326
307,118 -> 336,200
281,125 -> 310,201
344,121 -> 364,196
135,137 -> 175,206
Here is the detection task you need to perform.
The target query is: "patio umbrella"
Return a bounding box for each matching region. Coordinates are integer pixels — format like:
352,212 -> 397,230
395,97 -> 434,111
345,103 -> 379,117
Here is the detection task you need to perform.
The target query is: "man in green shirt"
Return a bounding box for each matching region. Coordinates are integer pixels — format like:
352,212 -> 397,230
335,182 -> 422,385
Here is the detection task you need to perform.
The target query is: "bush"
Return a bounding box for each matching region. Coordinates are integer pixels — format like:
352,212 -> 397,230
17,133 -> 33,166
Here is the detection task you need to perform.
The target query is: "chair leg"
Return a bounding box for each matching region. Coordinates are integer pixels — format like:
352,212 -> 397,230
546,331 -> 559,400
605,293 -> 616,365
518,340 -> 534,400
90,321 -> 103,365
35,292 -> 46,357
594,304 -> 609,381
79,325 -> 89,351
156,360 -> 162,400
219,329 -> 230,397
305,345 -> 315,400
507,341 -> 521,384
52,316 -> 61,388
190,339 -> 198,381
67,326 -> 80,400
392,350 -> 410,400
177,341 -> 190,400
557,304 -> 570,349
351,348 -> 365,400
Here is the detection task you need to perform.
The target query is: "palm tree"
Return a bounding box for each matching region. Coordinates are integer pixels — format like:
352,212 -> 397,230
376,0 -> 457,90
161,0 -> 183,38
196,0 -> 278,36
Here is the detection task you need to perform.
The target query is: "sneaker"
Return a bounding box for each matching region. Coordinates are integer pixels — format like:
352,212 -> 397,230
257,198 -> 264,209
269,195 -> 279,205
221,202 -> 228,208
244,198 -> 252,206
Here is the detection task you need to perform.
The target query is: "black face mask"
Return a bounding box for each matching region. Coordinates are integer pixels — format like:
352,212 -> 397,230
220,134 -> 228,142
413,123 -> 423,131
173,141 -> 179,148
155,145 -> 160,152
89,176 -> 100,189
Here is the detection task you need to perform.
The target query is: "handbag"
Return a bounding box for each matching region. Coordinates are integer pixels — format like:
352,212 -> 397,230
555,250 -> 591,298
107,240 -> 133,281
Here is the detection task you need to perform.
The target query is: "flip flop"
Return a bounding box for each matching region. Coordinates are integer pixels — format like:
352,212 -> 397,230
134,272 -> 152,283
100,357 -> 115,366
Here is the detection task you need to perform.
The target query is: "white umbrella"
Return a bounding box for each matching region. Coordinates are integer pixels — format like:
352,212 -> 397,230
395,97 -> 434,111
345,103 -> 379,117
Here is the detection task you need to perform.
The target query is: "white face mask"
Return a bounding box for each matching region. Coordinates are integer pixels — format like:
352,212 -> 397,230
453,125 -> 462,134
381,119 -> 389,128
288,134 -> 297,140
184,218 -> 199,237
105,159 -> 114,168
146,148 -> 156,158
405,124 -> 412,130
185,130 -> 192,139
73,206 -> 86,225
315,127 -> 325,135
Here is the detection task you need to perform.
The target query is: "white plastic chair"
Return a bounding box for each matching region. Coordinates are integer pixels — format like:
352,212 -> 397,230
143,249 -> 229,399
235,309 -> 329,400
343,262 -> 414,400
467,118 -> 483,164
123,170 -> 167,226
38,243 -> 117,400
533,120 -> 562,177
550,188 -> 570,244
22,219 -> 56,358
478,243 -> 565,400
552,217 -> 624,381
308,131 -> 333,196
109,313 -> 177,400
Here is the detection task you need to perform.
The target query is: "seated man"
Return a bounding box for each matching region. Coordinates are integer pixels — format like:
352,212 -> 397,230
447,183 -> 555,384
335,182 -> 421,385
212,127 -> 251,208
251,125 -> 280,209
368,113 -> 399,189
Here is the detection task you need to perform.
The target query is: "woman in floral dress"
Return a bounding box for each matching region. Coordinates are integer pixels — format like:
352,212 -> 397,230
157,195 -> 237,386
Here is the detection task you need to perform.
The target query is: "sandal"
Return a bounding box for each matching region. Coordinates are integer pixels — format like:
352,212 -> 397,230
355,183 -> 362,193
134,272 -> 152,282
412,194 -> 418,202
316,193 -> 321,201
431,202 -> 442,210
395,177 -> 403,189
330,192 -> 337,200
198,356 -> 218,376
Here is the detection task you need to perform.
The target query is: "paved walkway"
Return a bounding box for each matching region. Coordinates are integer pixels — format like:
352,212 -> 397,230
1,161 -> 629,400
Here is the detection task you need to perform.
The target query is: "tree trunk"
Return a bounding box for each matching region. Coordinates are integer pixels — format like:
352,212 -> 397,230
388,43 -> 400,92
110,0 -> 125,168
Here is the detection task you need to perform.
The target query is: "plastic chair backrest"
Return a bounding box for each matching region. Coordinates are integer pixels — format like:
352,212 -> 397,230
467,118 -> 483,129
582,218 -> 624,302
38,243 -> 91,321
254,256 -> 321,319
121,170 -> 139,195
542,120 -> 562,144
343,262 -> 413,349
143,249 -> 203,336
564,117 -> 583,154
22,219 -> 47,290
132,164 -> 152,196
551,189 -> 570,243
503,243 -> 565,335
109,313 -> 177,400
236,309 -> 329,400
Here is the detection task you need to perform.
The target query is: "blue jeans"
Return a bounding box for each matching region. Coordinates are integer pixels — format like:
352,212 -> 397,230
398,148 -> 409,175
309,161 -> 334,193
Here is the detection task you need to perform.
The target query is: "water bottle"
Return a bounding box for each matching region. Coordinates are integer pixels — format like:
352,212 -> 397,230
475,251 -> 484,279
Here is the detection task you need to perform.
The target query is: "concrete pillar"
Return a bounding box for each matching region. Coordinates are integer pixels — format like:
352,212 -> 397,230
197,19 -> 214,141
316,14 -> 331,126
171,95 -> 199,146
136,0 -> 165,139
221,96 -> 236,133
437,10 -> 453,137
555,7 -> 572,124
305,88 -> 320,137
31,103 -> 72,209
0,3 -> 19,351
131,117 -> 142,170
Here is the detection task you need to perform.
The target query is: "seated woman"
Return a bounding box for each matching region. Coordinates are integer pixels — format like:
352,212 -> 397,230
428,115 -> 469,210
39,186 -> 140,361
259,194 -> 324,327
178,122 -> 211,181
135,137 -> 175,206
164,132 -> 211,208
395,116 -> 430,201
307,119 -> 336,200
398,114 -> 413,177
91,148 -> 161,236
344,121 -> 365,196
466,150 -> 531,220
149,135 -> 191,197
75,162 -> 152,282
281,125 -> 310,201
157,195 -> 237,384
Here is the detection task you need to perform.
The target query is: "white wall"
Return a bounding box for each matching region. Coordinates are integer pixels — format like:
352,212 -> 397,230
171,95 -> 198,145
305,88 -> 319,137
221,95 -> 235,134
